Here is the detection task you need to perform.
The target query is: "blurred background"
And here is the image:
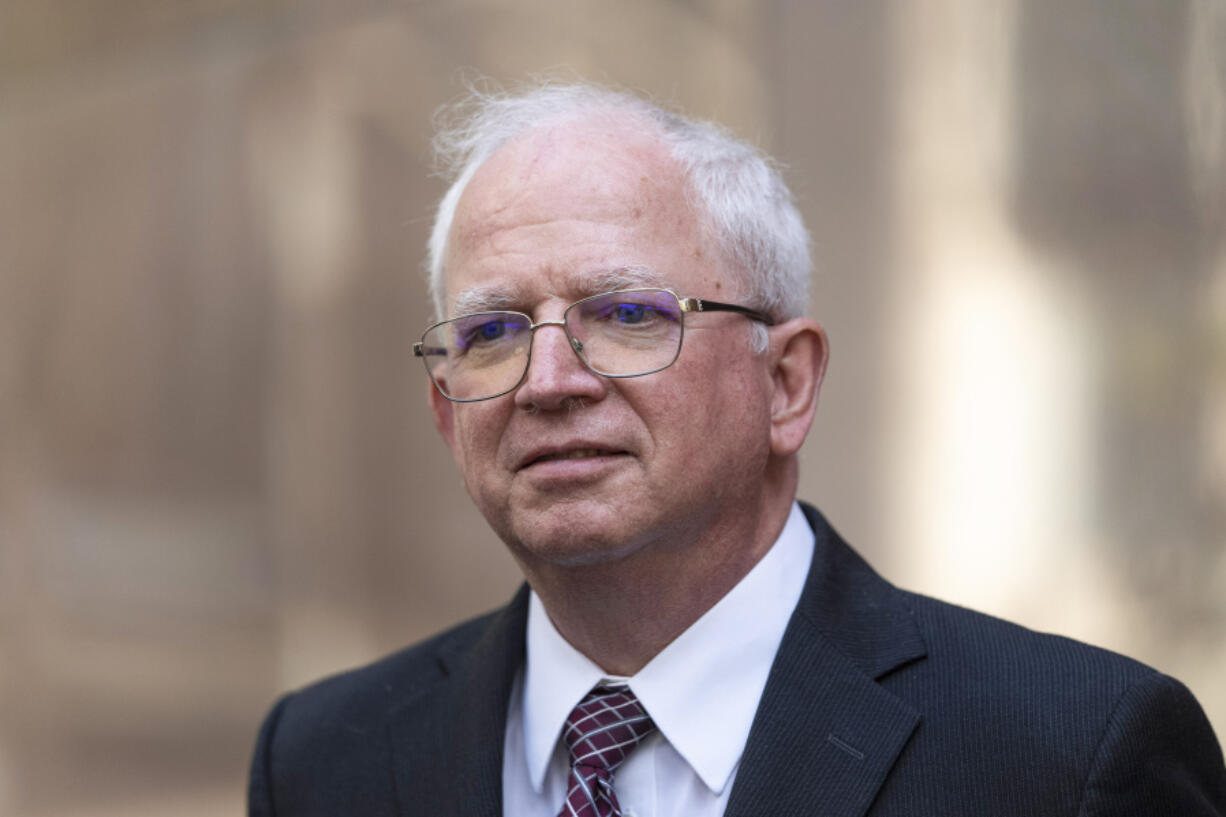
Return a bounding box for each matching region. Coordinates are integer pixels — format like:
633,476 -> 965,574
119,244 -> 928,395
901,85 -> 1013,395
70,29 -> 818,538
1,1 -> 1224,814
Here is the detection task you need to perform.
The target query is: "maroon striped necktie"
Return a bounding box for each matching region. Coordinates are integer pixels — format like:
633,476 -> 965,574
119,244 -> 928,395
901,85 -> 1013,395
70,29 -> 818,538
557,684 -> 657,817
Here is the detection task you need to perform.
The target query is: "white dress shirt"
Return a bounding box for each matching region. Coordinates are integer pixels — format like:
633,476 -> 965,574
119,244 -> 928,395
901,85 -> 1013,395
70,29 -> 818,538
502,502 -> 815,817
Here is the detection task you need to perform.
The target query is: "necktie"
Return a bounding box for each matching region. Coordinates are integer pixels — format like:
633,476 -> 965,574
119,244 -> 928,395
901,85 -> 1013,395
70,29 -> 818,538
557,683 -> 657,817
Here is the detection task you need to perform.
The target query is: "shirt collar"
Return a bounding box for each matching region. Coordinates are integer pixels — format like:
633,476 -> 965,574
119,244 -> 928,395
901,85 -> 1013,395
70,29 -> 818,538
522,592 -> 606,790
521,502 -> 815,795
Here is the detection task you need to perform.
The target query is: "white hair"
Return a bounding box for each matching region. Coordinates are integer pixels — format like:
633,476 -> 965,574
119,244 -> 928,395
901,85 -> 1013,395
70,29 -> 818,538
426,82 -> 812,346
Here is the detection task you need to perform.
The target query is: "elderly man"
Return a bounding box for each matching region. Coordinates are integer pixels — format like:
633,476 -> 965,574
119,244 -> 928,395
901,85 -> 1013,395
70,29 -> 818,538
249,83 -> 1226,816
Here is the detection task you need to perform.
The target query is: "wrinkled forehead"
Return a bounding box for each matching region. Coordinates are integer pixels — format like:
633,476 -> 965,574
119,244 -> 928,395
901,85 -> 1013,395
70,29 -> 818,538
439,116 -> 735,312
451,118 -> 685,247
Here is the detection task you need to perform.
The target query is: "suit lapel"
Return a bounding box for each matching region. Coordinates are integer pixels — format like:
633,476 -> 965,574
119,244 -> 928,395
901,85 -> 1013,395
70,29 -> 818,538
387,585 -> 530,817
724,506 -> 926,817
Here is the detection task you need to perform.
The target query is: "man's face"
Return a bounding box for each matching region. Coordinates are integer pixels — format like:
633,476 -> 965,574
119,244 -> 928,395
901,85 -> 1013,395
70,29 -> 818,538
430,119 -> 777,569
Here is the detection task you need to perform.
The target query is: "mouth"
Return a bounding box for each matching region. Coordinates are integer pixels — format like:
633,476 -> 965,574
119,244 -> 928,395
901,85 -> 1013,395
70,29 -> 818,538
519,447 -> 629,470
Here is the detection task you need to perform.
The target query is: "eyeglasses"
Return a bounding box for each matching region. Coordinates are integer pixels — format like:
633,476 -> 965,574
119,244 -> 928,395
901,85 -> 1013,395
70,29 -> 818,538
414,287 -> 774,402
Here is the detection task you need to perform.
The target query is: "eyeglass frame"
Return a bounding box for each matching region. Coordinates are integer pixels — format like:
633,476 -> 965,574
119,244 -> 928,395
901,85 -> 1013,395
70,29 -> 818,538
413,287 -> 776,403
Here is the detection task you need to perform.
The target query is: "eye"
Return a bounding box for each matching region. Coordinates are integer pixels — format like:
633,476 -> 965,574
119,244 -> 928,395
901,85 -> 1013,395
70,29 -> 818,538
476,320 -> 506,340
575,290 -> 681,335
456,316 -> 514,349
613,303 -> 648,324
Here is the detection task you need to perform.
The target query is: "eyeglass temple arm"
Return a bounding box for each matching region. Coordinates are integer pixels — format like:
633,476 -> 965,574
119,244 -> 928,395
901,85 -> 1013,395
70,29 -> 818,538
412,343 -> 448,358
680,297 -> 775,327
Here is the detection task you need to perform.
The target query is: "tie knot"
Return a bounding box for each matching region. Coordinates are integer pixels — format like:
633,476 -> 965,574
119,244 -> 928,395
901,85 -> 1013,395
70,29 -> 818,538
562,684 -> 656,774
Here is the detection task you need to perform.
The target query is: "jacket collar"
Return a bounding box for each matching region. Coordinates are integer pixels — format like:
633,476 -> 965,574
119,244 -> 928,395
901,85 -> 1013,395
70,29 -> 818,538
723,504 -> 926,817
387,585 -> 530,817
794,503 -> 927,681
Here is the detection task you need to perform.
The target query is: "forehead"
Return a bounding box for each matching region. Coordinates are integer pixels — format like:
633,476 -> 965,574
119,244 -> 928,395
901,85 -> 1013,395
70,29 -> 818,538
453,116 -> 680,244
442,116 -> 732,312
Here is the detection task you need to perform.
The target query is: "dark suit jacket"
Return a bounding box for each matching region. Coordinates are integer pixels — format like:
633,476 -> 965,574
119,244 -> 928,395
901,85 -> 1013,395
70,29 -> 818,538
248,504 -> 1226,816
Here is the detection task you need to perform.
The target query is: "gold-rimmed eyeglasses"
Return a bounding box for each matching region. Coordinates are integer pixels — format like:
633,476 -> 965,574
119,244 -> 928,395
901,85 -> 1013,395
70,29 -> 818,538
414,287 -> 773,402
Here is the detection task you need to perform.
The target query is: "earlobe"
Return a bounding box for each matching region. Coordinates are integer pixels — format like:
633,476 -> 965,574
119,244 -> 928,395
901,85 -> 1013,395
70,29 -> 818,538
768,318 -> 829,457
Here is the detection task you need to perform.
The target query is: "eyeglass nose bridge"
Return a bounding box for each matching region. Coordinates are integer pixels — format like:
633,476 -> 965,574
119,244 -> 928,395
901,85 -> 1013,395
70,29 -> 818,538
525,318 -> 585,356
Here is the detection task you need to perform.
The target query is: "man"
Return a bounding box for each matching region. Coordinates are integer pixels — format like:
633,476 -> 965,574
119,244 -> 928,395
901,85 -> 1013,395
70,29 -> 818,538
249,83 -> 1226,816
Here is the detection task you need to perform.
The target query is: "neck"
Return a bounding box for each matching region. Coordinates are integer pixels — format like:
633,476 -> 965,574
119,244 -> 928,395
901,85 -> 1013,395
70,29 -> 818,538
521,463 -> 798,676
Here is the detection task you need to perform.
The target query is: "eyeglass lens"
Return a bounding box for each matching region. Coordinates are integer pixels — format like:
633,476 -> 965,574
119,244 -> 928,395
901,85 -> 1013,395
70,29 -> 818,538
420,289 -> 684,401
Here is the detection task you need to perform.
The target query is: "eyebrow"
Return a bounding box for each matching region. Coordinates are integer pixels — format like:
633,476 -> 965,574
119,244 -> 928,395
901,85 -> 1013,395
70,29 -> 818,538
449,266 -> 670,317
582,265 -> 668,293
450,283 -> 526,317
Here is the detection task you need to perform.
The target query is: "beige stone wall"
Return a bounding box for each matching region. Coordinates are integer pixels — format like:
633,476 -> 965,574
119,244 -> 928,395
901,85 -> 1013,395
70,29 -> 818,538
0,2 -> 1222,814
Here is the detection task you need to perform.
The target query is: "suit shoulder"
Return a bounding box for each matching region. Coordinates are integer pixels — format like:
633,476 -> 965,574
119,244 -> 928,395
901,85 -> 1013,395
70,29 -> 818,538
884,591 -> 1226,811
267,605 -> 503,736
801,505 -> 1164,696
902,588 -> 1154,684
893,588 -> 1179,739
249,594 -> 528,815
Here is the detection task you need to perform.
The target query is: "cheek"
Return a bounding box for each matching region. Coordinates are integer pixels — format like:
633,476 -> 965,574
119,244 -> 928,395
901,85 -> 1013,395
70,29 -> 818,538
680,333 -> 767,407
702,363 -> 772,453
646,354 -> 768,456
450,407 -> 506,485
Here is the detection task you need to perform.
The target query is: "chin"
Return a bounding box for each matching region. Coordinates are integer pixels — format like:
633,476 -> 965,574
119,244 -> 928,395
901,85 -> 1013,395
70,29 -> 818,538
504,508 -> 647,569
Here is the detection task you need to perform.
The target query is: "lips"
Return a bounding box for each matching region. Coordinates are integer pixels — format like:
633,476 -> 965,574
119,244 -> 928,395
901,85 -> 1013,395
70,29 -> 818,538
534,448 -> 616,462
516,444 -> 629,470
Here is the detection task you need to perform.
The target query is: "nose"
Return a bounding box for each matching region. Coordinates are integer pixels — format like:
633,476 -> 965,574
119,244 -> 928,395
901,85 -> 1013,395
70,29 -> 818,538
513,320 -> 607,411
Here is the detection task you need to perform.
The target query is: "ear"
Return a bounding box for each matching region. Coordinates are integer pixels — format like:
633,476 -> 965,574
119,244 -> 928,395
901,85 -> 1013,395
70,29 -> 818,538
766,318 -> 829,457
428,377 -> 457,454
